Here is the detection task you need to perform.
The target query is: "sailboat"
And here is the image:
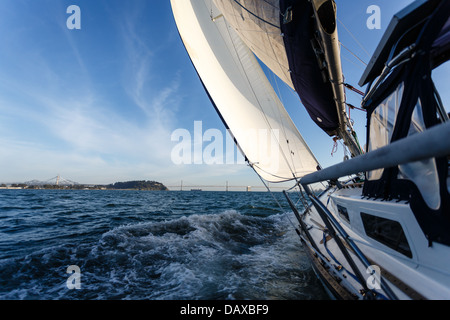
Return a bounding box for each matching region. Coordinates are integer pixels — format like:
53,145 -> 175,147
171,0 -> 450,300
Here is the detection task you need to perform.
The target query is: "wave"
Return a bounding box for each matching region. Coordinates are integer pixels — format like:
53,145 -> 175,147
0,210 -> 325,300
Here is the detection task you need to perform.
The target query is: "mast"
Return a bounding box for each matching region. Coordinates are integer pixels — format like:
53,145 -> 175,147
310,0 -> 362,157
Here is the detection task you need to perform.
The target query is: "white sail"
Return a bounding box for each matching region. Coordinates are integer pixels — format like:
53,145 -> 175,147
212,0 -> 294,90
171,0 -> 319,182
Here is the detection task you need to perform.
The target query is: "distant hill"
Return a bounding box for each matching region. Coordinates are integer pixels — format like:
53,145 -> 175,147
107,180 -> 168,191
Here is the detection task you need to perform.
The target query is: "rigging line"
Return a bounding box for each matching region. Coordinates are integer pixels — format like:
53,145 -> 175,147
262,15 -> 291,82
348,101 -> 351,122
279,75 -> 322,167
337,17 -> 371,58
251,163 -> 299,182
222,19 -> 299,178
343,83 -> 365,96
251,163 -> 298,231
272,94 -> 301,182
265,36 -> 302,177
226,26 -> 289,76
219,10 -> 279,31
331,137 -> 339,157
233,29 -> 281,35
322,233 -> 361,284
294,195 -> 303,207
223,3 -> 286,75
283,83 -> 325,167
289,183 -> 311,213
208,0 -> 213,19
346,102 -> 366,112
231,0 -> 280,29
260,0 -> 279,10
216,4 -> 317,180
208,5 -> 283,171
251,162 -> 315,187
341,54 -> 366,71
270,67 -> 285,105
268,70 -> 292,153
322,232 -> 389,299
294,183 -> 312,215
339,139 -> 350,160
222,10 -> 291,82
339,41 -> 368,66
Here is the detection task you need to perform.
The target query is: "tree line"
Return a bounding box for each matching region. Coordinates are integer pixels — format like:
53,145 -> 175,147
107,180 -> 168,191
0,180 -> 168,191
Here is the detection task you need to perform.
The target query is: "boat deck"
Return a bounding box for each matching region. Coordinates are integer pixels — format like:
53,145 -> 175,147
299,185 -> 450,299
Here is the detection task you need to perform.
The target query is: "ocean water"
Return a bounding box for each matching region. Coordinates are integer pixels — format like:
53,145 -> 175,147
0,190 -> 327,300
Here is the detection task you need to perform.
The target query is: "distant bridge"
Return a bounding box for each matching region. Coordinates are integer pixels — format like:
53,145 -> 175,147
25,175 -> 79,186
166,181 -> 293,192
22,176 -> 294,191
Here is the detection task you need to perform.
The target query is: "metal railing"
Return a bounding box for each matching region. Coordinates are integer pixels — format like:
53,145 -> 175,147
292,122 -> 450,300
300,121 -> 450,186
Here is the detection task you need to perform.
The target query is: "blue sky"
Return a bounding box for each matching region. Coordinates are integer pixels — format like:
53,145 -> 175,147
0,0 -> 447,189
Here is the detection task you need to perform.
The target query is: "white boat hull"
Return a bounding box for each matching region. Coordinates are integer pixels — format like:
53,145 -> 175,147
296,183 -> 450,300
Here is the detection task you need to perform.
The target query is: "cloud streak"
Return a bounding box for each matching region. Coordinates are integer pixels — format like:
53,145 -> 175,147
0,2 -> 185,184
0,1 -> 259,186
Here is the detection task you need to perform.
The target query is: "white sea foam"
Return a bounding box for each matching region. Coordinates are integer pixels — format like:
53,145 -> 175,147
0,191 -> 327,300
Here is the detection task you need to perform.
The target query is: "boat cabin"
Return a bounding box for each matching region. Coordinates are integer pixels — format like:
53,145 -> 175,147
359,0 -> 450,246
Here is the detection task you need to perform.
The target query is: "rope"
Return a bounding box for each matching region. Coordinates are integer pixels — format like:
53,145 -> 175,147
322,233 -> 360,282
337,18 -> 371,59
322,233 -> 389,300
252,163 -> 298,231
221,19 -> 304,182
339,41 -> 368,66
331,137 -> 339,157
344,83 -> 365,96
209,6 -> 299,181
231,0 -> 280,29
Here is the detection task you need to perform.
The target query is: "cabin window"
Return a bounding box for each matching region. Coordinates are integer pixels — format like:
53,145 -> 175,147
361,213 -> 412,258
397,98 -> 440,210
337,205 -> 349,223
367,85 -> 441,208
367,83 -> 404,180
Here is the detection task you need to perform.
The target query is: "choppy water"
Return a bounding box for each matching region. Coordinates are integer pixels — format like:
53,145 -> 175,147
0,190 -> 327,300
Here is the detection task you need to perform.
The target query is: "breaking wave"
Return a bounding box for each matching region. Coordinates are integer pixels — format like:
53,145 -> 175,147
0,191 -> 327,300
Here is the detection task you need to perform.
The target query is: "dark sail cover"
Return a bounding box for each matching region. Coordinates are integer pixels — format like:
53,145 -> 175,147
280,0 -> 340,136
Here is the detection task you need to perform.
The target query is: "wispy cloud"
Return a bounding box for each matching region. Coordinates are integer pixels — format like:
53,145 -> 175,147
0,2 -> 184,183
0,1 -> 257,185
118,5 -> 182,127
